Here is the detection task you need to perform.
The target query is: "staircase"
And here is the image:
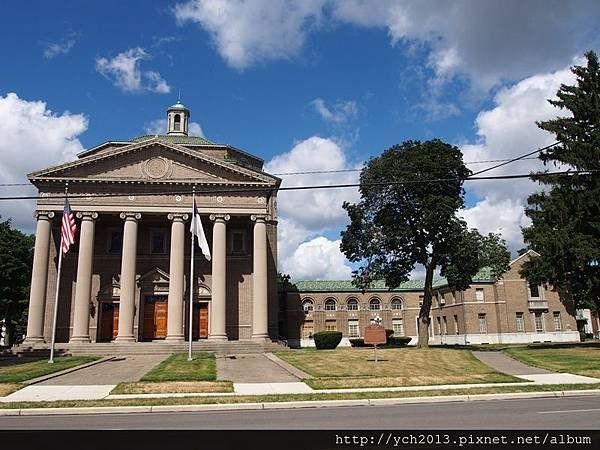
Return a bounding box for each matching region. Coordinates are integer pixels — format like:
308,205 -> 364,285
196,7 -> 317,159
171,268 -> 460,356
12,340 -> 289,357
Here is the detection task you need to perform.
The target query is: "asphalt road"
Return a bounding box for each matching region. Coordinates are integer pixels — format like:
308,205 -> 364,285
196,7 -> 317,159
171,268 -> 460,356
1,395 -> 599,429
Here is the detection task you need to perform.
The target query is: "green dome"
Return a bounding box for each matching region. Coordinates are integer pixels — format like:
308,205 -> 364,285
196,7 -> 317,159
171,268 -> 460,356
167,100 -> 189,112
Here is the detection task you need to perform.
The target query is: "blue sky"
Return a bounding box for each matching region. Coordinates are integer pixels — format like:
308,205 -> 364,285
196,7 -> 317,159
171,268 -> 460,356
1,0 -> 599,279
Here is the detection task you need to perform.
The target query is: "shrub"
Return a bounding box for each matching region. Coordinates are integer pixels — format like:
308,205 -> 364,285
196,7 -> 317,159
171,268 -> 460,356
313,331 -> 343,349
389,336 -> 412,347
349,338 -> 365,347
385,329 -> 394,344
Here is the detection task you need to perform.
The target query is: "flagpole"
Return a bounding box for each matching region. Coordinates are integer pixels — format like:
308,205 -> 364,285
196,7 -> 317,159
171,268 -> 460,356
188,186 -> 196,361
49,183 -> 68,364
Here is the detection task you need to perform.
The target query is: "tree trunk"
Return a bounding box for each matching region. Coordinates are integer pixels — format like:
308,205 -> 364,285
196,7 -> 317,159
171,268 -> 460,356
416,263 -> 436,348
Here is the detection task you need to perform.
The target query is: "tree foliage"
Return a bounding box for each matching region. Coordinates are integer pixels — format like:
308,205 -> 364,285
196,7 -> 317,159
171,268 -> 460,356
521,51 -> 600,311
341,139 -> 510,347
0,218 -> 34,346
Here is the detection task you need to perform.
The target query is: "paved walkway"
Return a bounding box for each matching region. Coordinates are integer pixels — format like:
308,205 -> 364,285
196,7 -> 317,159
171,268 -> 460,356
472,351 -> 551,375
38,355 -> 168,385
217,354 -> 299,383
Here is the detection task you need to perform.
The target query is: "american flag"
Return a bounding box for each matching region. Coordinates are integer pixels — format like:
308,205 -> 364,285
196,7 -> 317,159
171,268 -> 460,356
60,199 -> 77,254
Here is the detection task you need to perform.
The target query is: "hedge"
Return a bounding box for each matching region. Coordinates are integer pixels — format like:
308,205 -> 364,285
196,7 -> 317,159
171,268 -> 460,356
349,336 -> 412,347
313,331 -> 343,349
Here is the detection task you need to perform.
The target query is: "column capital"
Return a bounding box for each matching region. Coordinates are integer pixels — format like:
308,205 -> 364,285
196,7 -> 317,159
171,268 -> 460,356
34,210 -> 55,220
250,214 -> 269,223
119,212 -> 141,221
209,213 -> 230,222
76,211 -> 99,221
167,213 -> 189,222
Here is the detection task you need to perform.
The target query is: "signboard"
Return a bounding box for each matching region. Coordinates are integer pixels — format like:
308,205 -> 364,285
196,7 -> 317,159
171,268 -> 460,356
364,324 -> 387,345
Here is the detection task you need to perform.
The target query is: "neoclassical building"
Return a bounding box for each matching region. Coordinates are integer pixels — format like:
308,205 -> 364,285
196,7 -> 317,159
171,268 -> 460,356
24,101 -> 280,345
281,251 -> 582,347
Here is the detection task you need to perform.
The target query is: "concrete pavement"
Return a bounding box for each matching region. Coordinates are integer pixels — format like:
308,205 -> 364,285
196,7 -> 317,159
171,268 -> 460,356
472,350 -> 551,375
216,354 -> 301,383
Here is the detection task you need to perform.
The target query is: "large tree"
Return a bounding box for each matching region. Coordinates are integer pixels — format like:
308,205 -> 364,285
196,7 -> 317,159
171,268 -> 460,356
521,51 -> 600,312
341,139 -> 510,348
0,218 -> 34,346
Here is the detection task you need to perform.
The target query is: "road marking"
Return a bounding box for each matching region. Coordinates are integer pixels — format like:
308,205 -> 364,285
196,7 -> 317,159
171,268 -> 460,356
538,408 -> 600,414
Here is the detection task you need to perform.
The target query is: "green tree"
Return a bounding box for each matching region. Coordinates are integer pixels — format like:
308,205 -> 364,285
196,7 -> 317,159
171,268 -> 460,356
0,218 -> 34,346
521,51 -> 600,311
340,140 -> 510,348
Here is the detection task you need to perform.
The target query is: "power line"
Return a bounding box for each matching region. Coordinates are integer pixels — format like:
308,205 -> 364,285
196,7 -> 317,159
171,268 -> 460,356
0,170 -> 594,202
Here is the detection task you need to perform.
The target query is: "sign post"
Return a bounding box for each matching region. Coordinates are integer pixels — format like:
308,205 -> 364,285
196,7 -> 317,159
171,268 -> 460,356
364,324 -> 387,363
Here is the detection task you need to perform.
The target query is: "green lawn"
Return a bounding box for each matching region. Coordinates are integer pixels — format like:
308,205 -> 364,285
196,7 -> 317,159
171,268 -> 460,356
504,347 -> 600,378
277,348 -> 520,389
141,353 -> 217,382
0,356 -> 98,383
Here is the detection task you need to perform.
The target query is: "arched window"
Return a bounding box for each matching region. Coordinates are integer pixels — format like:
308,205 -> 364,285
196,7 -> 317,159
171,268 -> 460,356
174,114 -> 181,131
369,298 -> 381,310
391,298 -> 403,310
301,298 -> 314,312
324,298 -> 337,311
347,298 -> 359,311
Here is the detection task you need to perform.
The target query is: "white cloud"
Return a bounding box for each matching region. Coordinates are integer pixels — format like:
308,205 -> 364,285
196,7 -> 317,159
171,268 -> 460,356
43,38 -> 76,59
283,236 -> 352,280
174,0 -> 326,70
459,60 -> 577,252
332,0 -> 599,92
311,98 -> 358,124
144,118 -> 205,137
96,48 -> 171,93
265,136 -> 360,232
0,93 -> 88,232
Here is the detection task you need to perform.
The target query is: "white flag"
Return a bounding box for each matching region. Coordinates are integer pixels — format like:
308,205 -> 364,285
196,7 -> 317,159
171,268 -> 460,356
190,198 -> 211,261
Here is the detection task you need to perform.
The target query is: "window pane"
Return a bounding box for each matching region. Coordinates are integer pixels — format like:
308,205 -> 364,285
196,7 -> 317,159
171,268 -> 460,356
151,231 -> 165,254
478,314 -> 487,333
529,283 -> 540,298
109,231 -> 122,254
347,299 -> 358,310
475,288 -> 484,301
369,299 -> 380,310
348,320 -> 359,337
553,312 -> 562,331
534,313 -> 544,332
232,232 -> 245,253
516,313 -> 524,332
392,318 -> 404,336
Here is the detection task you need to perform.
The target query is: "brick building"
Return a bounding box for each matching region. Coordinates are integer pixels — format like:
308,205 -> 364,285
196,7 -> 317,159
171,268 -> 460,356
281,251 -> 581,347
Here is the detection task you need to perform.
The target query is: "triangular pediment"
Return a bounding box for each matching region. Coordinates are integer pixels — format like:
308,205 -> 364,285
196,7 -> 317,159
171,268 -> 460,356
28,138 -> 277,186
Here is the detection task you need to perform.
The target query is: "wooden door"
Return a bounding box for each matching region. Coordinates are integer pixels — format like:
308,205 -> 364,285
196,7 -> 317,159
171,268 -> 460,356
100,303 -> 118,341
192,303 -> 209,339
154,300 -> 168,338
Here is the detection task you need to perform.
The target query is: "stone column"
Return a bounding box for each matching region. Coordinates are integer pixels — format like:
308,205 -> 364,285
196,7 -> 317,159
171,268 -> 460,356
251,215 -> 269,340
208,214 -> 229,340
24,211 -> 55,343
166,213 -> 188,341
70,212 -> 98,343
115,212 -> 141,342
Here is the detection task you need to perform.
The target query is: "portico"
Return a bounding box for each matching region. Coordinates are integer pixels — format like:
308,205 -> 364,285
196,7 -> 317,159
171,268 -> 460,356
24,101 -> 280,345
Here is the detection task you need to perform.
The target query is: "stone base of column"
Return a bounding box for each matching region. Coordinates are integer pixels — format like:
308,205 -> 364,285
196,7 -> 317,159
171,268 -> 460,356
207,334 -> 228,341
165,335 -> 185,342
115,335 -> 136,343
251,334 -> 269,342
23,337 -> 45,344
69,336 -> 91,343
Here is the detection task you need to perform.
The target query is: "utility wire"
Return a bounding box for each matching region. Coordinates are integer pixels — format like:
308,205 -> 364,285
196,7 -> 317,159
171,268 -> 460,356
0,170 -> 594,202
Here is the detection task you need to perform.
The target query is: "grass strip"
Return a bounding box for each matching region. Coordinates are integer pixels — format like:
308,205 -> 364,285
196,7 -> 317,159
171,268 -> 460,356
141,353 -> 216,382
1,383 -> 599,410
0,383 -> 22,397
0,356 -> 99,383
503,347 -> 600,378
111,381 -> 233,394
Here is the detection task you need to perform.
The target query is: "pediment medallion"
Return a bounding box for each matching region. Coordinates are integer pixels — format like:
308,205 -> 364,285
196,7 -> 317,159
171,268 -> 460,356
142,157 -> 173,179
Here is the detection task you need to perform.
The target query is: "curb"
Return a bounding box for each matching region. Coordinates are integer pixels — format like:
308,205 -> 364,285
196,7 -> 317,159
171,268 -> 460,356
1,389 -> 598,417
24,356 -> 116,385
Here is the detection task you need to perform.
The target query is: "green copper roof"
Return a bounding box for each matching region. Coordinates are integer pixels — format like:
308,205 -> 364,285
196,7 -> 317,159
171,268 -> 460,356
290,267 -> 496,292
168,100 -> 189,111
131,134 -> 214,146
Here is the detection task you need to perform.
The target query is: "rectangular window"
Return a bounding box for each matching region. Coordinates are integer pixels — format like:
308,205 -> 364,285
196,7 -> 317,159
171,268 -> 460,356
442,316 -> 448,335
478,314 -> 487,334
150,229 -> 166,254
301,321 -> 313,339
553,312 -> 562,331
108,230 -> 123,254
436,317 -> 442,334
454,315 -> 459,334
230,230 -> 246,254
475,288 -> 484,302
348,320 -> 360,338
529,282 -> 540,298
534,312 -> 544,333
516,312 -> 525,332
325,320 -> 337,331
392,318 -> 404,336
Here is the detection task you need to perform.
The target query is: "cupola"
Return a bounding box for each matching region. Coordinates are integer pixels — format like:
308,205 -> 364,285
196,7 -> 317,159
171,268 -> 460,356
166,100 -> 190,136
